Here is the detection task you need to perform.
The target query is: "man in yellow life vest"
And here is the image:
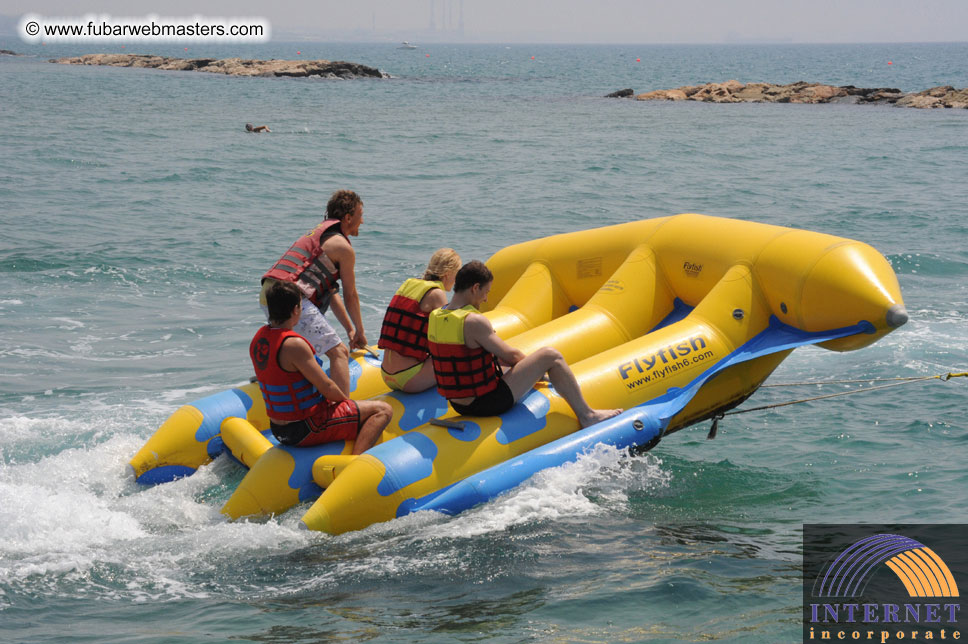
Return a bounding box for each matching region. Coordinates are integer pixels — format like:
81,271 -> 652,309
427,260 -> 622,426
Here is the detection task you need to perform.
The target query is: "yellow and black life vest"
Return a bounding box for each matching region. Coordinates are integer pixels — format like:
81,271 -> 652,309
378,278 -> 443,360
427,305 -> 502,400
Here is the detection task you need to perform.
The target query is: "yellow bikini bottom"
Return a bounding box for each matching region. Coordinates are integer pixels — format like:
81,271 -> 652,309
380,361 -> 424,391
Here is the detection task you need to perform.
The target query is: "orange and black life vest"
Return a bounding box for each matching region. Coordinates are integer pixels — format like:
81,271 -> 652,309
249,325 -> 326,421
262,219 -> 346,313
427,305 -> 502,400
378,278 -> 443,360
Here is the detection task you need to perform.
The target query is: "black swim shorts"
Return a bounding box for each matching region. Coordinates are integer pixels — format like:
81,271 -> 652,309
450,379 -> 515,417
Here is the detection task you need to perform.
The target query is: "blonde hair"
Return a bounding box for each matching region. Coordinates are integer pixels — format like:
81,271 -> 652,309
423,248 -> 461,281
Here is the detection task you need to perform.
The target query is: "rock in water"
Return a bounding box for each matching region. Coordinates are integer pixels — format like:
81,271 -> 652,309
50,54 -> 387,79
633,80 -> 968,109
605,88 -> 634,98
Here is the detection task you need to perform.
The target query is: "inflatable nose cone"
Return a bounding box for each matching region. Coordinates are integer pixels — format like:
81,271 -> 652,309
886,304 -> 909,328
760,237 -> 905,352
300,503 -> 333,533
805,242 -> 906,350
129,404 -> 209,484
130,386 -> 259,485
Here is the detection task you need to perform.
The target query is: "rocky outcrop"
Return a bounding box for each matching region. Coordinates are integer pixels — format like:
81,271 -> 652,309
634,89 -> 688,101
50,54 -> 387,79
634,80 -> 968,108
1,49 -> 23,56
605,88 -> 634,98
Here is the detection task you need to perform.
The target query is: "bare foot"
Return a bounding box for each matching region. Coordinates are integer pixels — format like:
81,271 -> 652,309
579,408 -> 623,428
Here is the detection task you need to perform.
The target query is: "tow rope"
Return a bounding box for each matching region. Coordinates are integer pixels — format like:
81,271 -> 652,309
707,371 -> 966,439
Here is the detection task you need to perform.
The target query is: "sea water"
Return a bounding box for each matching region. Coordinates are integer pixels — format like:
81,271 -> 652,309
1,41 -> 966,643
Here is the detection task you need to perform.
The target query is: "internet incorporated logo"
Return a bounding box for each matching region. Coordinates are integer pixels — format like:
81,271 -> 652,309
803,525 -> 964,643
815,534 -> 960,599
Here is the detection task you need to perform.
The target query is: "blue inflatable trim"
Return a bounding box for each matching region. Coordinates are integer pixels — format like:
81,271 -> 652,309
282,441 -> 347,502
231,387 -> 253,411
394,389 -> 451,432
396,481 -> 461,518
495,390 -> 549,445
374,433 -> 440,497
136,465 -> 196,485
449,420 -> 481,442
650,298 -> 693,333
191,388 -> 253,458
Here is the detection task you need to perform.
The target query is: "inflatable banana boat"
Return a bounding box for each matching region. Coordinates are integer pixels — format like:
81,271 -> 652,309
130,214 -> 907,534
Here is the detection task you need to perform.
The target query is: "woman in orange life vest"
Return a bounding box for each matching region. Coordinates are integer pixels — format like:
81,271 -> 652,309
377,248 -> 461,392
427,261 -> 622,426
250,281 -> 392,453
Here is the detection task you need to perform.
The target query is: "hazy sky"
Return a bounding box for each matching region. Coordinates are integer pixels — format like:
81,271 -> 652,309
7,0 -> 968,43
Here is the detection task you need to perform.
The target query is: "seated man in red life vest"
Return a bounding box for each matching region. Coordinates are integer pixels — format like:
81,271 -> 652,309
377,248 -> 461,393
427,260 -> 623,427
250,281 -> 392,453
260,189 -> 367,398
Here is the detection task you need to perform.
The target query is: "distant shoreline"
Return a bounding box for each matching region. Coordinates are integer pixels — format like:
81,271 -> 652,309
608,81 -> 968,109
50,54 -> 387,79
37,54 -> 968,107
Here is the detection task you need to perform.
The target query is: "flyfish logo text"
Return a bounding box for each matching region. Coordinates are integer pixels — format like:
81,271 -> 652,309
618,335 -> 714,390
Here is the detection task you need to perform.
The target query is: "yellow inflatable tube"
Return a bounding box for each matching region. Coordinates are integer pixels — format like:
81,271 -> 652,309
299,215 -> 906,534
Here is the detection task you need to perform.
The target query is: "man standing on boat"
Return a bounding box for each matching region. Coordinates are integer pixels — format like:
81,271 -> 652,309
260,190 -> 367,397
427,261 -> 622,426
251,281 -> 392,453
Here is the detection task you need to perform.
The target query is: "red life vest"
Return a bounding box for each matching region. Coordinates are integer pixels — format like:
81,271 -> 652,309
249,325 -> 326,421
427,305 -> 502,400
378,278 -> 443,360
262,219 -> 347,313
